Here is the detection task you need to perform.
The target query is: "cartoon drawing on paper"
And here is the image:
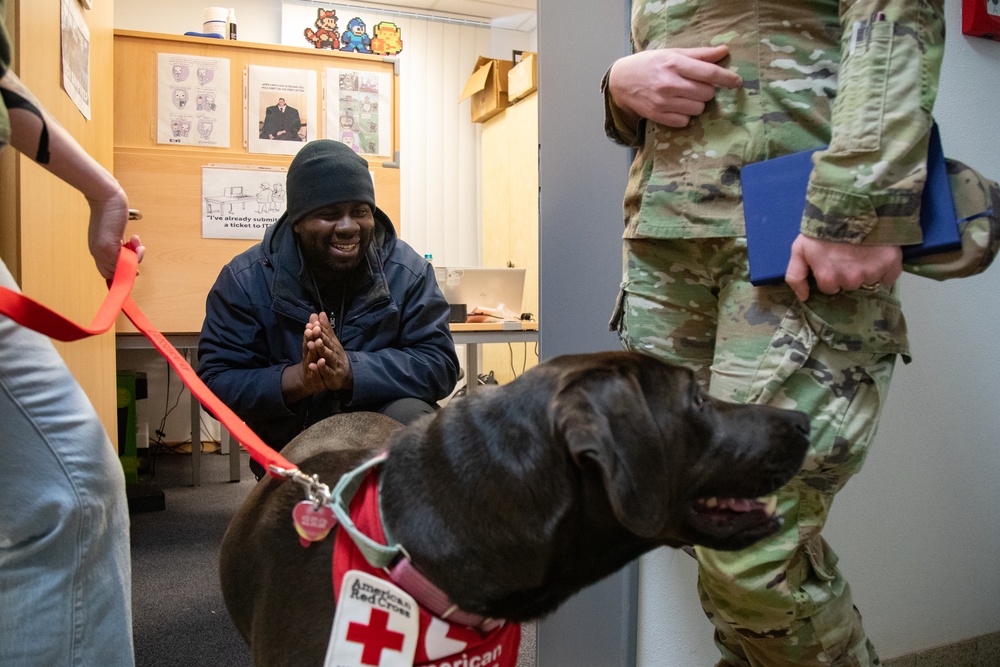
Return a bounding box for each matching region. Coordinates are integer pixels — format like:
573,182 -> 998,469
205,185 -> 255,216
270,184 -> 285,212
197,118 -> 215,142
256,183 -> 274,213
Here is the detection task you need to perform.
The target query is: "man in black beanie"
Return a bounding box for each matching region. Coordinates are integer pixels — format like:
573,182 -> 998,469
197,140 -> 460,479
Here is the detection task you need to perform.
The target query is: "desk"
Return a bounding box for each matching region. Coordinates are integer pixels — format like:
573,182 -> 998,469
450,321 -> 538,387
203,194 -> 255,215
115,321 -> 538,485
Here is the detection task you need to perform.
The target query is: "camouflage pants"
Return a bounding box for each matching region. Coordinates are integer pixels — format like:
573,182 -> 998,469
614,237 -> 906,667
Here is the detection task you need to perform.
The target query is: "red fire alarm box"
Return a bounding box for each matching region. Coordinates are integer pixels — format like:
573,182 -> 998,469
963,0 -> 1000,41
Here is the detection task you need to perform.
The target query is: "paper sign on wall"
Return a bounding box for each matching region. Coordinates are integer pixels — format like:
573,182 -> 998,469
202,166 -> 287,240
247,65 -> 318,156
157,53 -> 231,147
325,68 -> 393,157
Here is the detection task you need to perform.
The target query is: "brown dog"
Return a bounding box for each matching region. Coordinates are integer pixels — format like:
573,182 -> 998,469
219,351 -> 809,666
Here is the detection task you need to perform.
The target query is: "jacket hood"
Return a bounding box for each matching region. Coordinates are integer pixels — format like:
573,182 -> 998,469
261,207 -> 397,320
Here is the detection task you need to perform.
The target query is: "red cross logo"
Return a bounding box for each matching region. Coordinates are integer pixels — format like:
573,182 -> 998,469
346,608 -> 406,665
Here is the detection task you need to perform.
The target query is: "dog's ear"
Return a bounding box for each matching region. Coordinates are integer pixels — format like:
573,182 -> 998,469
552,370 -> 670,538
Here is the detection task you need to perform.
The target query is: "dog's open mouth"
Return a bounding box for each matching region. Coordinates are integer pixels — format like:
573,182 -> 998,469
686,495 -> 781,548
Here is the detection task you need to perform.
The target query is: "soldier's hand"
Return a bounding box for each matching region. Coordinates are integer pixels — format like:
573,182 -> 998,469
786,236 -> 902,301
608,45 -> 743,128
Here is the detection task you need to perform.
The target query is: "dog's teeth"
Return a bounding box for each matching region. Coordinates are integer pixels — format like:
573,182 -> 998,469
764,496 -> 777,515
704,497 -> 719,508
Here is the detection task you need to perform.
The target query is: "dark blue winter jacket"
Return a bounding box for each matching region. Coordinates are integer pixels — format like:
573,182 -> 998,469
197,208 -> 459,451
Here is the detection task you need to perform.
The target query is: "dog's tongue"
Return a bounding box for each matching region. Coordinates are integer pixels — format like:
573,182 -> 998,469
722,498 -> 757,512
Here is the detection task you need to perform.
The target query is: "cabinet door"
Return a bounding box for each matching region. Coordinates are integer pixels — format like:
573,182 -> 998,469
5,0 -> 120,445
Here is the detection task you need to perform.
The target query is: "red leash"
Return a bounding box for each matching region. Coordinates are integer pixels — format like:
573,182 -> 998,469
0,247 -> 299,477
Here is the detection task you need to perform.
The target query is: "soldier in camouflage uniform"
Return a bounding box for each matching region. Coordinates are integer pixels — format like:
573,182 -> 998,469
603,2 -> 945,666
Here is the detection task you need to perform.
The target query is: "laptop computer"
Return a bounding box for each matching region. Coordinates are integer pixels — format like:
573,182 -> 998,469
741,123 -> 960,286
435,267 -> 526,320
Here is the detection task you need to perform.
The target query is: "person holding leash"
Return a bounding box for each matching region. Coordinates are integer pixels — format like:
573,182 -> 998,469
603,2 -> 944,665
0,2 -> 144,663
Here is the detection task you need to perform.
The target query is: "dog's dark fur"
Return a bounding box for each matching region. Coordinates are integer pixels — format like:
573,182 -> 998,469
220,351 -> 809,666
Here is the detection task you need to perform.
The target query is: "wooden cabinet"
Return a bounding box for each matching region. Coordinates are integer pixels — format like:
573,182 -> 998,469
0,0 -> 120,444
112,31 -> 401,335
480,91 -> 538,384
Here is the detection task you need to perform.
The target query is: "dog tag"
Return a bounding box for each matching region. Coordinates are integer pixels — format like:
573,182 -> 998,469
293,500 -> 337,548
324,570 -> 418,667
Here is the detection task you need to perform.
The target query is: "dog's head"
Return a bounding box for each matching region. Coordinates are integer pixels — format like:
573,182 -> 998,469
549,352 -> 809,551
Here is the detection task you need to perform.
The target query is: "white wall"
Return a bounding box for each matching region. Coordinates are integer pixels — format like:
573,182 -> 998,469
114,0 -> 535,444
824,1 -> 1000,655
633,2 -> 1000,664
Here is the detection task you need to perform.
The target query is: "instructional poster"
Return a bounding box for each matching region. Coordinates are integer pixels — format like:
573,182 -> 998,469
326,68 -> 393,156
202,166 -> 287,240
60,0 -> 91,119
157,53 -> 231,147
247,65 -> 318,156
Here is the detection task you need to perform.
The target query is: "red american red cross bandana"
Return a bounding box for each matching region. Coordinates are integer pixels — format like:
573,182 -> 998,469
329,469 -> 520,667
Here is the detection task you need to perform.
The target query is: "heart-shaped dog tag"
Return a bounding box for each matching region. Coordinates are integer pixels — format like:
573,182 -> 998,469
293,500 -> 337,548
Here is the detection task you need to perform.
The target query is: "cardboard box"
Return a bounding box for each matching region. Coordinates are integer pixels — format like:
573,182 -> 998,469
460,56 -> 514,123
508,52 -> 537,102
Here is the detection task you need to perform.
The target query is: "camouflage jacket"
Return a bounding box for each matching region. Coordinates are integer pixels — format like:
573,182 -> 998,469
603,0 -> 945,244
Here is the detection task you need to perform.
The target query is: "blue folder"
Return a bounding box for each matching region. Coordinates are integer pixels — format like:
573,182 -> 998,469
741,124 -> 960,286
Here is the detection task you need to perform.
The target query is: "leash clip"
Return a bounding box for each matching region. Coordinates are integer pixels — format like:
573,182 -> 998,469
270,465 -> 333,508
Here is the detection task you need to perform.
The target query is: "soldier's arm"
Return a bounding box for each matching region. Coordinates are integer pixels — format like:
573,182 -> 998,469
802,0 -> 945,248
602,45 -> 742,146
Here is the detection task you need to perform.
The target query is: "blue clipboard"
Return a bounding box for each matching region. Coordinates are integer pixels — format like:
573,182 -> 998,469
741,124 -> 960,286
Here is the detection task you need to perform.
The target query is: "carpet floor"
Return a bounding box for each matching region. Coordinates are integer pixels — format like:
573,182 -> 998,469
129,448 -> 254,667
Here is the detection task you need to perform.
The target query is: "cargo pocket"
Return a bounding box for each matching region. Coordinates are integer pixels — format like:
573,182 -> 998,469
798,533 -> 863,663
742,303 -> 818,407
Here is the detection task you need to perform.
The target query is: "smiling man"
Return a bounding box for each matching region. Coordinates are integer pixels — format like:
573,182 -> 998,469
198,140 -> 460,479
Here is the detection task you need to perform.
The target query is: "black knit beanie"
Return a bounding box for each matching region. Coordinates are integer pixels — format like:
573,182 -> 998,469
283,139 -> 376,227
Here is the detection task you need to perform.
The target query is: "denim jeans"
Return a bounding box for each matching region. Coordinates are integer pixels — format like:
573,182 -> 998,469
0,261 -> 134,666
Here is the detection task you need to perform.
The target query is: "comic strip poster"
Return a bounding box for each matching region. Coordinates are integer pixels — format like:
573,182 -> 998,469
157,53 -> 231,147
60,0 -> 90,119
247,66 -> 318,156
202,166 -> 287,240
326,68 -> 393,156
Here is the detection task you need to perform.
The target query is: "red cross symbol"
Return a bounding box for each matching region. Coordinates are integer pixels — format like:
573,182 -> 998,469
346,608 -> 406,666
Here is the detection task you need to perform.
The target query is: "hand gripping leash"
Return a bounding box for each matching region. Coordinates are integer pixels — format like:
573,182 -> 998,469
0,246 -> 301,479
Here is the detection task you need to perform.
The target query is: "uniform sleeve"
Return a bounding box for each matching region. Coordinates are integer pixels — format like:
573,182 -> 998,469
601,66 -> 645,148
802,0 -> 945,246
